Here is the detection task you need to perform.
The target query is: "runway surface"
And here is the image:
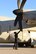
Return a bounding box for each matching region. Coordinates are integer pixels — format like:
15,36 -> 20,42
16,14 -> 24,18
0,43 -> 36,54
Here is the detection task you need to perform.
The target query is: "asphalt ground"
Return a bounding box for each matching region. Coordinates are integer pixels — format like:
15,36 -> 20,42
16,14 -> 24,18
0,43 -> 36,54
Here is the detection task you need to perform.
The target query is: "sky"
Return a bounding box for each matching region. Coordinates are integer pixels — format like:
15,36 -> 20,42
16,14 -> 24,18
0,0 -> 36,18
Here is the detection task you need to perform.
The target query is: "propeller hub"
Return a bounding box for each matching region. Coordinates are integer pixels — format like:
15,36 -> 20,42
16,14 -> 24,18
13,9 -> 23,15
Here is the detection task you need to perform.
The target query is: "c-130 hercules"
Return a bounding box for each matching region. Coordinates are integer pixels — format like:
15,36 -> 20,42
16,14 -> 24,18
0,0 -> 36,48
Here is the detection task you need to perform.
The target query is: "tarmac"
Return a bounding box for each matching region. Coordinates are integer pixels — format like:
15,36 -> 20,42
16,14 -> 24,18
0,43 -> 36,54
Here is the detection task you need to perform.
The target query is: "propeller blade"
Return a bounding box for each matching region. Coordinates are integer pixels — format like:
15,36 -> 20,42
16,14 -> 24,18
14,16 -> 18,26
17,0 -> 21,9
14,13 -> 23,31
20,0 -> 26,9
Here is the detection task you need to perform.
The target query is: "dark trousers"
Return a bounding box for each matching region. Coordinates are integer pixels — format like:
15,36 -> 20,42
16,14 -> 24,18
13,35 -> 18,49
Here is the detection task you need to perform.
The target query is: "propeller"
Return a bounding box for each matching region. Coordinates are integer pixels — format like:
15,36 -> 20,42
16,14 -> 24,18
13,0 -> 26,15
13,0 -> 27,31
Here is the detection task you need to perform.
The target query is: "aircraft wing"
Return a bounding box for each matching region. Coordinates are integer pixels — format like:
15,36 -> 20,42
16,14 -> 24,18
23,10 -> 36,26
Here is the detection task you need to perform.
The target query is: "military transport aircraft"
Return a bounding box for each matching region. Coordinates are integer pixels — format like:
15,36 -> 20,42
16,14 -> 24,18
0,0 -> 36,47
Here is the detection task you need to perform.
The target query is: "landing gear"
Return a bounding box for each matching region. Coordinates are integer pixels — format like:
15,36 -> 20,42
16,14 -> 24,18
31,45 -> 34,48
18,43 -> 24,47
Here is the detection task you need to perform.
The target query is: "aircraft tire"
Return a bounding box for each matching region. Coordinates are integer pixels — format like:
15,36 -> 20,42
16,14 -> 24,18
31,45 -> 34,48
18,43 -> 24,47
